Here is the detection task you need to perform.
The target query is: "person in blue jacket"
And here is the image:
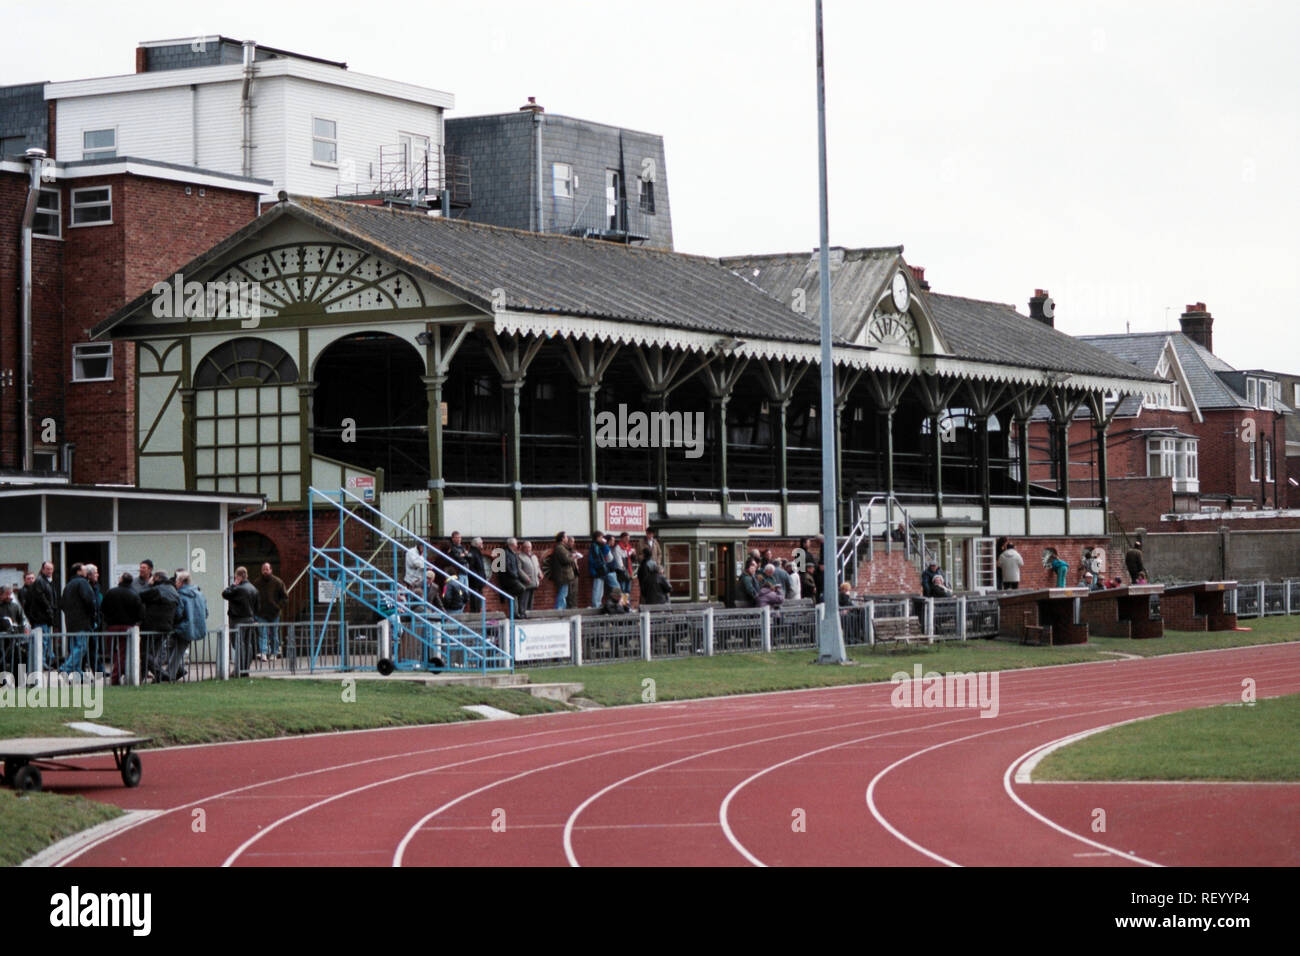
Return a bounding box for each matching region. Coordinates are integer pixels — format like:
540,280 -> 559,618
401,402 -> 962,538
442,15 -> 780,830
588,531 -> 618,608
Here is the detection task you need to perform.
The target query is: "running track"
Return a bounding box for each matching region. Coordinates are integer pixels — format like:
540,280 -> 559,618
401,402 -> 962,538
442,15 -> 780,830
39,643 -> 1300,867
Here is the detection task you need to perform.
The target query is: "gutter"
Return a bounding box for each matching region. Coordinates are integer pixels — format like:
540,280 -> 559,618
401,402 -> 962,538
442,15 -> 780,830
19,147 -> 46,473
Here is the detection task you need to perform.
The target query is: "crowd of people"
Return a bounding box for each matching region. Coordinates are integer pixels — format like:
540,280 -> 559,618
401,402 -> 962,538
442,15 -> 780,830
0,558 -> 290,683
400,529 -> 674,618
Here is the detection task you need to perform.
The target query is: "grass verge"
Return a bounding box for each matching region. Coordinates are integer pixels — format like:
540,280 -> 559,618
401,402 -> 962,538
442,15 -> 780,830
0,679 -> 567,748
1033,693 -> 1300,782
539,615 -> 1300,707
0,791 -> 122,867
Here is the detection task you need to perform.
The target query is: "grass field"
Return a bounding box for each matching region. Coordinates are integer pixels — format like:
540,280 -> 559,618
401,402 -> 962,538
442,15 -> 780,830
541,615 -> 1300,707
0,790 -> 122,867
1033,692 -> 1300,782
0,679 -> 566,748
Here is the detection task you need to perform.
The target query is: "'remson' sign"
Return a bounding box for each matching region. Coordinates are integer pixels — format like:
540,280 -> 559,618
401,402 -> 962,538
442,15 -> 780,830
741,505 -> 778,535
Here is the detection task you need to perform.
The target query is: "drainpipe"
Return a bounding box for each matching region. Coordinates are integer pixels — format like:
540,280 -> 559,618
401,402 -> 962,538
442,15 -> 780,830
20,147 -> 46,473
240,41 -> 256,178
191,83 -> 199,166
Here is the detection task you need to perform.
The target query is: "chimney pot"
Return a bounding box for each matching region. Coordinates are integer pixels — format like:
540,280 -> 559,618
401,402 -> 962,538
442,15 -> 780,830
908,265 -> 930,291
1179,302 -> 1214,353
1029,289 -> 1054,326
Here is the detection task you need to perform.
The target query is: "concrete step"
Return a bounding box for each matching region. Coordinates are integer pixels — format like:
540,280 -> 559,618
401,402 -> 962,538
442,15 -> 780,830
517,682 -> 584,703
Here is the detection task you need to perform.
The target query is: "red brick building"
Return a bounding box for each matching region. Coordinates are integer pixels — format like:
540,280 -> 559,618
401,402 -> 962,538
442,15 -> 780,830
1,154 -> 265,482
1027,304 -> 1290,532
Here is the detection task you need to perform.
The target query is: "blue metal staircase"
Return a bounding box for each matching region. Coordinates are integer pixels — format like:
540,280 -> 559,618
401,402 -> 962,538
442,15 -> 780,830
308,487 -> 515,673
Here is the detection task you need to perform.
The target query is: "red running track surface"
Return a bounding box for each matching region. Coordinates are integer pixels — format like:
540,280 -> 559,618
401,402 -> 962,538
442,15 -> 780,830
41,642 -> 1300,867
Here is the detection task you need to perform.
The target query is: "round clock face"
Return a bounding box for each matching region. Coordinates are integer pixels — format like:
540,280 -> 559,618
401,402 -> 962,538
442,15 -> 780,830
1043,297 -> 1055,319
891,272 -> 910,312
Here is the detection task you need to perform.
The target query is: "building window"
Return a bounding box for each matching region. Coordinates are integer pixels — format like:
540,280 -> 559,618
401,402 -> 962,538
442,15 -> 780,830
1147,436 -> 1198,492
1246,377 -> 1257,407
1294,383 -> 1299,407
1265,439 -> 1273,483
1249,437 -> 1257,482
193,338 -> 301,504
82,128 -> 116,160
33,188 -> 60,238
552,162 -> 573,198
312,118 -> 337,165
70,186 -> 112,226
639,177 -> 655,214
72,343 -> 113,382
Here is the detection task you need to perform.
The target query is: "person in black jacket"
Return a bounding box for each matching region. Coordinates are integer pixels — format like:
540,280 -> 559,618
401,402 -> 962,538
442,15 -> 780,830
636,557 -> 672,606
23,561 -> 57,669
58,564 -> 98,673
222,566 -> 259,675
140,571 -> 184,682
102,572 -> 145,684
497,538 -> 529,619
464,538 -> 488,613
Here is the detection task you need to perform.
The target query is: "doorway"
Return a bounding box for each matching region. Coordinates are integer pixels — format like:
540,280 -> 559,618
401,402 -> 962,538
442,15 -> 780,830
49,539 -> 111,597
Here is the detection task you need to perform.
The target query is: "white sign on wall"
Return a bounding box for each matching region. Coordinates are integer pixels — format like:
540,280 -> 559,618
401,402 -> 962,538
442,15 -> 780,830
513,620 -> 571,662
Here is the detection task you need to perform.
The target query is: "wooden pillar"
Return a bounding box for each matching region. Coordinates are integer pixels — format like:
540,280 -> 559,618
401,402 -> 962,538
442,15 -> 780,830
581,384 -> 599,534
776,399 -> 790,535
1017,416 -> 1032,535
932,411 -> 945,518
504,378 -> 524,536
714,395 -> 730,516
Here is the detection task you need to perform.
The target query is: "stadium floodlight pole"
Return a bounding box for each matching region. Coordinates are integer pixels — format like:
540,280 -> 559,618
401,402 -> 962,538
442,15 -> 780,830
814,0 -> 845,664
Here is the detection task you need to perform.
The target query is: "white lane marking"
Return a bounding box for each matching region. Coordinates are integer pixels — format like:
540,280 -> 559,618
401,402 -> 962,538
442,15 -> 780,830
394,707 -> 892,868
221,720 -> 685,867
1013,719 -> 1146,783
1003,737 -> 1162,867
49,711 -> 686,866
718,713 -> 981,867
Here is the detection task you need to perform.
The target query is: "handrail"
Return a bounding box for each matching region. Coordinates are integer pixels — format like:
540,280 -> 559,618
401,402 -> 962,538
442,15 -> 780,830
316,546 -> 506,662
309,486 -> 516,611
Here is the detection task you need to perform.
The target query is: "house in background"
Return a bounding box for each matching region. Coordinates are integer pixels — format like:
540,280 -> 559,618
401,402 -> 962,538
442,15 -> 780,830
445,99 -> 673,249
1,37 -> 457,205
1028,303 -> 1290,532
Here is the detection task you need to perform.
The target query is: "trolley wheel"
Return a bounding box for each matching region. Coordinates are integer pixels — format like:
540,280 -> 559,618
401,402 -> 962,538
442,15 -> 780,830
120,752 -> 142,788
12,765 -> 42,793
376,658 -> 395,676
3,759 -> 19,786
429,656 -> 445,670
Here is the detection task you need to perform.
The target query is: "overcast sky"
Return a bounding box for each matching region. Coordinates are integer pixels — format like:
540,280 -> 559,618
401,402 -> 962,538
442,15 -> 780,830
8,0 -> 1298,373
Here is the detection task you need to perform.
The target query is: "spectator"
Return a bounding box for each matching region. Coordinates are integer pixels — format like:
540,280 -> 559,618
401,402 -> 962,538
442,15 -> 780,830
772,560 -> 795,601
83,564 -> 103,671
58,564 -> 97,673
1044,548 -> 1069,588
615,532 -> 637,594
465,537 -> 489,613
588,532 -> 617,608
1108,575 -> 1123,589
738,558 -> 760,607
642,530 -> 663,571
784,559 -> 802,600
404,543 -> 429,589
442,573 -> 468,613
838,581 -> 856,607
891,521 -> 907,543
172,571 -> 209,681
446,531 -> 469,568
222,567 -> 259,675
1136,570 -> 1149,584
1080,570 -> 1102,592
545,531 -> 578,611
141,571 -> 186,682
1125,541 -> 1146,586
637,558 -> 672,606
101,572 -> 144,685
757,564 -> 785,608
799,563 -> 816,604
600,586 -> 631,615
519,540 -> 542,615
921,560 -> 945,597
24,562 -> 57,666
930,574 -> 954,598
423,569 -> 447,611
131,560 -> 154,594
497,537 -> 530,619
997,541 -> 1024,591
254,562 -> 288,661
